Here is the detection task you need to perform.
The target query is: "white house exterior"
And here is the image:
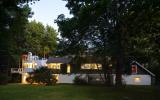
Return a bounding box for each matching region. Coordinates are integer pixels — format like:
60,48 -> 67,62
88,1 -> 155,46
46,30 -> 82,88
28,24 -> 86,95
122,75 -> 152,85
11,52 -> 47,84
11,53 -> 155,85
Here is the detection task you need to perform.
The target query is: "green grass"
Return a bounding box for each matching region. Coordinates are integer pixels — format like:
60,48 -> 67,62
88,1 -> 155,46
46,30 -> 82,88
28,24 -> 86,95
0,84 -> 159,100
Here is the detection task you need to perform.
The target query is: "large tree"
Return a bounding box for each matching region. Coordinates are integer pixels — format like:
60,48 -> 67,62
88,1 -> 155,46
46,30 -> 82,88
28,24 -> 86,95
24,21 -> 57,57
56,0 -> 130,86
0,0 -> 39,84
57,0 -> 160,86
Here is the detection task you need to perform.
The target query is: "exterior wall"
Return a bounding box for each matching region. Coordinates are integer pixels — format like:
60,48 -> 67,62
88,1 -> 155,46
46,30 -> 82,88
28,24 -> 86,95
56,74 -> 77,83
56,74 -> 104,84
56,74 -> 151,85
21,72 -> 152,85
23,68 -> 33,73
122,75 -> 151,85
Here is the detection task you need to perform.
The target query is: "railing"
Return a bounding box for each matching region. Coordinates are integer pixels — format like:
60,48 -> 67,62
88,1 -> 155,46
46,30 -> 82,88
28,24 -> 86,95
11,68 -> 23,74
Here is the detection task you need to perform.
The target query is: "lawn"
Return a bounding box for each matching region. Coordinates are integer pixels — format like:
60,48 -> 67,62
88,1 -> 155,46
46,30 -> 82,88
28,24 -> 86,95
0,84 -> 159,100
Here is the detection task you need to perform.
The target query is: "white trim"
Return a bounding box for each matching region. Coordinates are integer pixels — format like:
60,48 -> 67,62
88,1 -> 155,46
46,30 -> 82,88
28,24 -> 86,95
132,61 -> 155,77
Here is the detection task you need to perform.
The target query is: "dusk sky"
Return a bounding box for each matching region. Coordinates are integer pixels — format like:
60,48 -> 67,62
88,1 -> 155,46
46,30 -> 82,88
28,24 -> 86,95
29,0 -> 72,31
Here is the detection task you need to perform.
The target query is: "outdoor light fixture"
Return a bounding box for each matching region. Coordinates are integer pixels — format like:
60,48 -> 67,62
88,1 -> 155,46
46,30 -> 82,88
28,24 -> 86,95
134,77 -> 141,83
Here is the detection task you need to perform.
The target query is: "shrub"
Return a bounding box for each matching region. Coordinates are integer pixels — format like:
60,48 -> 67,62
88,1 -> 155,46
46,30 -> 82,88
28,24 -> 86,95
0,73 -> 8,85
73,76 -> 87,85
26,75 -> 34,84
11,73 -> 21,83
27,67 -> 57,85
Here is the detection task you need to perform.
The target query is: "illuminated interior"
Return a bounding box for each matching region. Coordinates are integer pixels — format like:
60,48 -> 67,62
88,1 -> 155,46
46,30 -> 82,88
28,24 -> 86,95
22,62 -> 38,68
133,77 -> 141,83
47,63 -> 61,69
131,65 -> 138,74
81,63 -> 102,69
53,74 -> 59,80
67,64 -> 71,73
22,73 -> 29,84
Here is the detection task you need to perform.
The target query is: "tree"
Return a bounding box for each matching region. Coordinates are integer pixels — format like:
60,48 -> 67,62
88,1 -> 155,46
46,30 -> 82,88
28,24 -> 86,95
24,21 -> 57,57
56,0 -> 129,86
57,0 -> 160,86
122,0 -> 160,84
0,0 -> 39,85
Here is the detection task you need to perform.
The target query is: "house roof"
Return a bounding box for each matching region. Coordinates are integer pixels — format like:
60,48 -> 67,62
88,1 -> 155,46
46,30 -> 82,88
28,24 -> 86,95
47,57 -> 72,64
132,61 -> 155,77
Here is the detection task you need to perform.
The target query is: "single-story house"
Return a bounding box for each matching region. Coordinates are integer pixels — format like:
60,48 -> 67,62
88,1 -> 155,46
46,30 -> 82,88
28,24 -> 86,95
11,53 -> 155,85
46,56 -> 155,85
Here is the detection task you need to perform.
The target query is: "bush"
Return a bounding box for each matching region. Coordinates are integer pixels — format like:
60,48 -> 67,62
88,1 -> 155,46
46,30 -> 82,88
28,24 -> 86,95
0,73 -> 8,85
26,75 -> 34,84
11,73 -> 21,83
26,67 -> 57,85
73,76 -> 87,85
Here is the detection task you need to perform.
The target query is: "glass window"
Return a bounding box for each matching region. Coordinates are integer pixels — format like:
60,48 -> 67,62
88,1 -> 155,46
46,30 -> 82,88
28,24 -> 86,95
81,63 -> 102,70
48,63 -> 61,69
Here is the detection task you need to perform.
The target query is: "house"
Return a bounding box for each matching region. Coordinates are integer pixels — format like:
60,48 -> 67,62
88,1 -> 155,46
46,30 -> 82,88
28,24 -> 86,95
121,61 -> 155,85
11,52 -> 47,84
46,56 -> 104,84
46,56 -> 155,85
11,53 -> 155,85
46,56 -> 74,83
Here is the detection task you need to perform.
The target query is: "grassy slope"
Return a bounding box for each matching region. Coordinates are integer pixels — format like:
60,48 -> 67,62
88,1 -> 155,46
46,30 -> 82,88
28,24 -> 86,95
0,84 -> 159,100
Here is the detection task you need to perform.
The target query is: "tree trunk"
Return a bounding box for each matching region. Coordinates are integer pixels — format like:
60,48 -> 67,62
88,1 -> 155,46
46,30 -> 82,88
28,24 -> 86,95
115,55 -> 123,87
102,58 -> 112,86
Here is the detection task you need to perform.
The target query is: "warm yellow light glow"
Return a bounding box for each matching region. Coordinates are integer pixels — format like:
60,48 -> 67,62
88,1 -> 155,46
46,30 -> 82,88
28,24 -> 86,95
22,73 -> 29,84
81,63 -> 102,69
34,63 -> 37,66
109,64 -> 112,67
23,62 -> 33,68
53,74 -> 59,80
134,77 -> 141,83
67,64 -> 71,73
96,78 -> 100,81
23,63 -> 28,68
48,63 -> 61,69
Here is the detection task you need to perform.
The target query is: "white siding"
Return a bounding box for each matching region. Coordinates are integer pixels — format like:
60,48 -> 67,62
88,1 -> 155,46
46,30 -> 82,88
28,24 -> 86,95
57,74 -> 77,83
56,74 -> 152,85
122,75 -> 151,85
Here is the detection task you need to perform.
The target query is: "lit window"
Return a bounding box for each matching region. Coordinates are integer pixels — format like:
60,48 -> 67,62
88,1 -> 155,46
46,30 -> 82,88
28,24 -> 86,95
48,63 -> 61,69
131,65 -> 138,74
53,74 -> 58,80
28,63 -> 33,68
67,65 -> 71,73
81,64 -> 102,70
23,63 -> 33,68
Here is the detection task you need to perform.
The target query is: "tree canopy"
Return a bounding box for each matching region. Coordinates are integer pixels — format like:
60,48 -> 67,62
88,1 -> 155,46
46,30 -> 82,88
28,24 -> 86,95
0,0 -> 40,84
56,0 -> 160,86
24,21 -> 57,57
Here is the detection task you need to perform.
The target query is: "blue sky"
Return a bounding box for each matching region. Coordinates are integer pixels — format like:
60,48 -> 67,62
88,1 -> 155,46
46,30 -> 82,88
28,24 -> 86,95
28,0 -> 72,31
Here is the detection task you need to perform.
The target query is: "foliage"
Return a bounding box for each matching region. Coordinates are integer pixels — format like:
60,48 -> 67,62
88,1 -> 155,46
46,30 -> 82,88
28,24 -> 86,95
27,67 -> 57,85
0,0 -> 39,79
73,76 -> 87,85
24,21 -> 57,57
10,73 -> 21,83
56,0 -> 160,86
0,73 -> 8,85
